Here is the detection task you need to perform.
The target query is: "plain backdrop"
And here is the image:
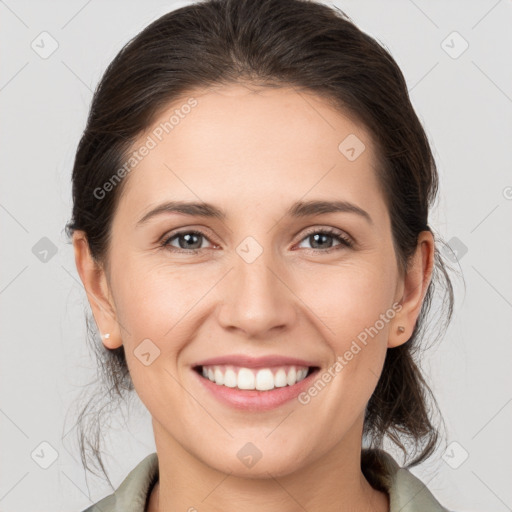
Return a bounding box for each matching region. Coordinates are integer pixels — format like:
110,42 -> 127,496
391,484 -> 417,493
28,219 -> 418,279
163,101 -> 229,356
1,1 -> 511,511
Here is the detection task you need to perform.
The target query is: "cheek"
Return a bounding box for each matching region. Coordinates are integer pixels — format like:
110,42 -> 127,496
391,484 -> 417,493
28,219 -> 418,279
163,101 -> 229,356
109,259 -> 197,410
108,256 -> 222,392
112,255 -> 197,340
296,259 -> 396,343
297,261 -> 395,400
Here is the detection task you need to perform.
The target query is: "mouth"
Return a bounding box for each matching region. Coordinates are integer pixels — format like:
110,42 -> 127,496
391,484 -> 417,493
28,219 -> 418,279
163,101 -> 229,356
191,362 -> 321,411
193,364 -> 320,391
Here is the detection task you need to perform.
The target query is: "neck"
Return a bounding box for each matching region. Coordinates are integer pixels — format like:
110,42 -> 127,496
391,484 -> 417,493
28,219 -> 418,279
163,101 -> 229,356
147,418 -> 389,512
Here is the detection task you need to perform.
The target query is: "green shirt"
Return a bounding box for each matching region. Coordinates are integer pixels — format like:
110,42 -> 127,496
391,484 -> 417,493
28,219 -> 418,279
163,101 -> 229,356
81,449 -> 452,511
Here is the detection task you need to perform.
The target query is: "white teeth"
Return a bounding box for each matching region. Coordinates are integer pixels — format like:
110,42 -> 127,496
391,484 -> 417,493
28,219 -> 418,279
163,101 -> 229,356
255,369 -> 274,391
214,367 -> 224,385
274,368 -> 288,388
224,368 -> 237,387
199,365 -> 310,391
286,367 -> 297,386
237,368 -> 255,390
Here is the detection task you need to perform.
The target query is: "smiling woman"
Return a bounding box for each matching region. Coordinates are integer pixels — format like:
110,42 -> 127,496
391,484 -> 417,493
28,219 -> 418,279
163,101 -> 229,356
65,0 -> 457,511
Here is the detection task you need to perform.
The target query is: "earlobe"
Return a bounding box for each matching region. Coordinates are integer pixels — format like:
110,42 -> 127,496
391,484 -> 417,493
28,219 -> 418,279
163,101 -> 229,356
72,231 -> 123,349
388,231 -> 435,349
388,322 -> 409,349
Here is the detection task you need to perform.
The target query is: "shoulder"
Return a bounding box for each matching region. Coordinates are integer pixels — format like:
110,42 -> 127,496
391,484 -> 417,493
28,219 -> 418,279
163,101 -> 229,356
361,448 -> 454,512
80,452 -> 159,512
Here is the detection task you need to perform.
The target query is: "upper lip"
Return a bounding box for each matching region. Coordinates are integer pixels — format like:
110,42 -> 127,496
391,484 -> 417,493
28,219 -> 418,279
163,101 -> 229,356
193,354 -> 319,369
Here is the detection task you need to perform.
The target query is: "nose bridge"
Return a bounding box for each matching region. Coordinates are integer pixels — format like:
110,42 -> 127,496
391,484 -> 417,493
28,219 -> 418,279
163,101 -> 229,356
217,236 -> 296,336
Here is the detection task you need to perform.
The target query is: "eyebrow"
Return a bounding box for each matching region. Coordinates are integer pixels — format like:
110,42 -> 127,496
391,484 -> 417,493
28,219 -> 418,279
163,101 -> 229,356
136,199 -> 373,226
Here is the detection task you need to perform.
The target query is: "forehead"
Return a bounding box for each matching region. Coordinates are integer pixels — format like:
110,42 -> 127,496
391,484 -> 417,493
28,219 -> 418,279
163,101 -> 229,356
115,83 -> 387,227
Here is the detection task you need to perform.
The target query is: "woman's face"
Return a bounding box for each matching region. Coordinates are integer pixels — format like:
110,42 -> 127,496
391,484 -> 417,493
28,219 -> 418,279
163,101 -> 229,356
78,83 -> 424,477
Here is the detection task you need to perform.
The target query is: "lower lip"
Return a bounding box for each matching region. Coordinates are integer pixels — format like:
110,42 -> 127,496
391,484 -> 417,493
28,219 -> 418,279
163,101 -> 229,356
193,367 -> 319,411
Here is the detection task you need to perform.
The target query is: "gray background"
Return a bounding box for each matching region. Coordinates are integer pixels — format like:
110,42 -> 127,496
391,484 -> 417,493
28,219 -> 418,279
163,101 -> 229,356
1,0 -> 511,510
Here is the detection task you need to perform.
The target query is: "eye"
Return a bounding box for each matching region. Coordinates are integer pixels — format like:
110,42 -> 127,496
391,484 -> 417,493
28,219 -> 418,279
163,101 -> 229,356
160,230 -> 214,252
160,227 -> 353,254
296,227 -> 353,253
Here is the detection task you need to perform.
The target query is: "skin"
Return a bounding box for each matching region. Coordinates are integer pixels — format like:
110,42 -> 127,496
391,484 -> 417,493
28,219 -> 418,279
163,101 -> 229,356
73,83 -> 434,512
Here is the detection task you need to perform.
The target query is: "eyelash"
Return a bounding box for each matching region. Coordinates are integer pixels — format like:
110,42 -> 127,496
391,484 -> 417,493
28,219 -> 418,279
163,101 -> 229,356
159,227 -> 354,254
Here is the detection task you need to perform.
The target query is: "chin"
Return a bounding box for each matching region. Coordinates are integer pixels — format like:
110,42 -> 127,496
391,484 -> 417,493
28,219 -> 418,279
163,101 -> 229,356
199,443 -> 311,479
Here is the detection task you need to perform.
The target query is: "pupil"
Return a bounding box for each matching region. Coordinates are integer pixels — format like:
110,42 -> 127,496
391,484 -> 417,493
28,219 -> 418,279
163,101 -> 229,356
311,233 -> 331,249
181,233 -> 200,249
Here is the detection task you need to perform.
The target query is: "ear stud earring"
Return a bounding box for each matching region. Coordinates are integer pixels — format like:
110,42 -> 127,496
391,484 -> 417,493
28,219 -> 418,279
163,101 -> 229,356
397,326 -> 405,334
101,333 -> 111,339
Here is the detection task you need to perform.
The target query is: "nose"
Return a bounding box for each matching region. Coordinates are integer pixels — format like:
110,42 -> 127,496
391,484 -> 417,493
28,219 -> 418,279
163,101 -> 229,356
217,248 -> 298,339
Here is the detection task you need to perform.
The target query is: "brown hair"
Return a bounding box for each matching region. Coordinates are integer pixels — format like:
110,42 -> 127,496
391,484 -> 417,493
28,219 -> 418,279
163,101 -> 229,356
64,0 -> 455,487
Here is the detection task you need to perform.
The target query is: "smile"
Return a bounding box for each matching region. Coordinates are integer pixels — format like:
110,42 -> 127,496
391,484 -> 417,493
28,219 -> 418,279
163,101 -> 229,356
196,364 -> 312,391
192,362 -> 321,411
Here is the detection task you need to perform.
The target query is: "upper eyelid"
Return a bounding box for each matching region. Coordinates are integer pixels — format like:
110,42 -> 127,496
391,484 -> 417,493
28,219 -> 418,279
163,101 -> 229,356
160,228 -> 218,250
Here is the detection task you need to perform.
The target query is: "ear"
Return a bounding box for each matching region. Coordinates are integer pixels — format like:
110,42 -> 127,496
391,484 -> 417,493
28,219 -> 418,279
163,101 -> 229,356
388,230 -> 435,348
72,231 -> 123,349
